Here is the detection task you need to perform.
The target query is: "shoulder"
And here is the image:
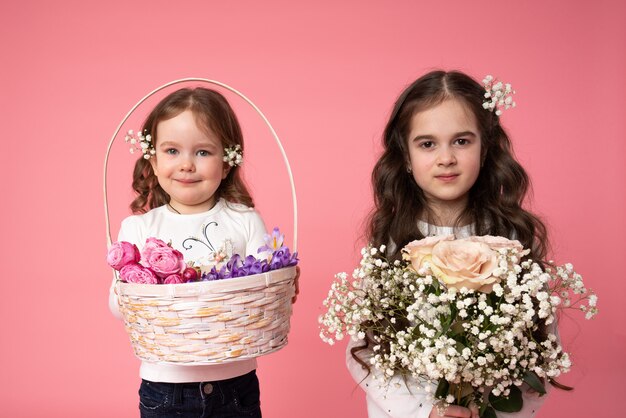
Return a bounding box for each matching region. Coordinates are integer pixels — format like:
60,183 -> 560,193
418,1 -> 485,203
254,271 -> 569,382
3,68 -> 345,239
222,200 -> 256,213
221,200 -> 263,222
219,200 -> 267,237
121,206 -> 166,227
118,206 -> 167,241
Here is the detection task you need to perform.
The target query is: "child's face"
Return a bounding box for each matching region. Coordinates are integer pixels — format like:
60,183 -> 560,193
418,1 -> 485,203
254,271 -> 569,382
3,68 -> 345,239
407,99 -> 482,217
150,110 -> 229,214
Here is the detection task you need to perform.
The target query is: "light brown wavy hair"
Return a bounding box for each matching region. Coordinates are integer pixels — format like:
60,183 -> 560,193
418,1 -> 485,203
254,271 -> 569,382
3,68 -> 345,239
130,87 -> 254,213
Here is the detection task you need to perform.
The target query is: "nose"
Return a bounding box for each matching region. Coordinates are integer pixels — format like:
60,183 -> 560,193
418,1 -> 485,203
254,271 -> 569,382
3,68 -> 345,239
437,146 -> 456,166
179,154 -> 195,172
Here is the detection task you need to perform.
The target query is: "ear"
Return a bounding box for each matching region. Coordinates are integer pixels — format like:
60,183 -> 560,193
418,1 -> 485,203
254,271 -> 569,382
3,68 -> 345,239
480,143 -> 488,168
149,155 -> 158,175
222,163 -> 231,180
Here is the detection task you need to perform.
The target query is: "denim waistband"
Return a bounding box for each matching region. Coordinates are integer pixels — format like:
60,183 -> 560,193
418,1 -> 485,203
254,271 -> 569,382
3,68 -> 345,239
142,370 -> 257,403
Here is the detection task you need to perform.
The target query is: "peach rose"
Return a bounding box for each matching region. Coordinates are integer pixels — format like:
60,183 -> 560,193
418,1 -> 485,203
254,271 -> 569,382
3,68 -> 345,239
467,235 -> 523,253
430,239 -> 499,292
402,235 -> 455,271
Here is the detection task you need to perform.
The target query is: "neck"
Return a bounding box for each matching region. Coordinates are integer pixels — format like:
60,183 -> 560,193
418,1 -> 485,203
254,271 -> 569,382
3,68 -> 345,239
166,198 -> 218,215
422,198 -> 469,227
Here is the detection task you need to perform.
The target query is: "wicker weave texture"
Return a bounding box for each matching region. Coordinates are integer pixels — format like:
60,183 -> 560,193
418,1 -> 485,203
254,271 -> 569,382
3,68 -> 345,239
117,267 -> 296,364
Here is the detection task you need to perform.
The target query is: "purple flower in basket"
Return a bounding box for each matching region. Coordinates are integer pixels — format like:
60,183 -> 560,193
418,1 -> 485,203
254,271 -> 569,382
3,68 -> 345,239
258,227 -> 286,253
107,241 -> 141,270
120,263 -> 159,284
270,248 -> 299,270
286,250 -> 299,267
199,227 -> 298,281
242,255 -> 271,275
202,266 -> 222,281
226,254 -> 243,277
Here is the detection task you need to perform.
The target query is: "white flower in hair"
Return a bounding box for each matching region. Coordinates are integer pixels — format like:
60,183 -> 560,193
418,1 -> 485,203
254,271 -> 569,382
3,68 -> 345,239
124,129 -> 154,159
223,144 -> 243,167
482,75 -> 516,116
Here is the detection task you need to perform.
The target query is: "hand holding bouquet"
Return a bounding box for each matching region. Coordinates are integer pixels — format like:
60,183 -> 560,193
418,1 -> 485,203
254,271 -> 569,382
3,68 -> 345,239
319,235 -> 597,417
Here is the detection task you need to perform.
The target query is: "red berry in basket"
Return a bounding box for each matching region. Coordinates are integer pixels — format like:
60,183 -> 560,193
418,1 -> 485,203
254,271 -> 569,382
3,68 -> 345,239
183,267 -> 198,282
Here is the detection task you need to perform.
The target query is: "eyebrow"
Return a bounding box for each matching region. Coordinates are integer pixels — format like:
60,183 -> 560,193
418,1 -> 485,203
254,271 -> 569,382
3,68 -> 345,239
411,131 -> 477,142
157,140 -> 219,148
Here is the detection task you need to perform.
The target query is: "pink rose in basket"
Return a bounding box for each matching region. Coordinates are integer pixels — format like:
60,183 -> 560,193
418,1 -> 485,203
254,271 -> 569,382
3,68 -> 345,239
141,237 -> 171,264
430,239 -> 499,292
402,235 -> 455,272
143,245 -> 186,278
163,274 -> 184,284
120,263 -> 159,284
107,241 -> 141,270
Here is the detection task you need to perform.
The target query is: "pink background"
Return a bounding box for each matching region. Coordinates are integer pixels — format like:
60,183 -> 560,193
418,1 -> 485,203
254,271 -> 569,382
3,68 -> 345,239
1,1 -> 624,417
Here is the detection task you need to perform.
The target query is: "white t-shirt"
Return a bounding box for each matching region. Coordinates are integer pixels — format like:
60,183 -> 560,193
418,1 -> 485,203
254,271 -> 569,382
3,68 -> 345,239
346,223 -> 549,418
109,199 -> 267,383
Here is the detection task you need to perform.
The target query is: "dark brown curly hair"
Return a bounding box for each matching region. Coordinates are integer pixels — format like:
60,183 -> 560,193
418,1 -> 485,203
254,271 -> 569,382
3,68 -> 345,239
352,71 -> 560,388
130,87 -> 254,213
368,70 -> 548,261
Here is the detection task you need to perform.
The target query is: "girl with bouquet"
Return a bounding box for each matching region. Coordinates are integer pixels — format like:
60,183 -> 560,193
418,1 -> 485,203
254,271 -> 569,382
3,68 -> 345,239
108,87 -> 298,418
345,70 -> 557,418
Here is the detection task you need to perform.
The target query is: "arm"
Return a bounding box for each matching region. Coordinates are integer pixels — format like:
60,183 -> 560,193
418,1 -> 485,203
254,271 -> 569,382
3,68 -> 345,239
108,215 -> 144,319
243,209 -> 299,303
243,209 -> 268,257
346,339 -> 433,418
346,340 -> 480,418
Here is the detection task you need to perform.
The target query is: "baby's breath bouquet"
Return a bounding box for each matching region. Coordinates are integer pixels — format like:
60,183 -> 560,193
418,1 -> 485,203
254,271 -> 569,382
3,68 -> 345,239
319,235 -> 597,417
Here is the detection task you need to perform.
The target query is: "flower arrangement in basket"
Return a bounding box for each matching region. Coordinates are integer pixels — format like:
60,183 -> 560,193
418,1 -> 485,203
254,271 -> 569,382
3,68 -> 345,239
108,228 -> 298,285
104,78 -> 299,365
319,235 -> 597,417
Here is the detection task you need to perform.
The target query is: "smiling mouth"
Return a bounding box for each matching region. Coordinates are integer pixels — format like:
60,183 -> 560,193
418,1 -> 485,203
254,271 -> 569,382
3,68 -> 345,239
175,179 -> 200,184
435,174 -> 459,182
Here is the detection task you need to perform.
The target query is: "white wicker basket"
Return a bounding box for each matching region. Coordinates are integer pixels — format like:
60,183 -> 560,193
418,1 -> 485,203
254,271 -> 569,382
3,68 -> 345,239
104,78 -> 298,364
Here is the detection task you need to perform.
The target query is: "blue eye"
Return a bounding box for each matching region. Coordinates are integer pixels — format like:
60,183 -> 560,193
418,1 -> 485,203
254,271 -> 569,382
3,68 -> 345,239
197,150 -> 211,157
166,148 -> 178,155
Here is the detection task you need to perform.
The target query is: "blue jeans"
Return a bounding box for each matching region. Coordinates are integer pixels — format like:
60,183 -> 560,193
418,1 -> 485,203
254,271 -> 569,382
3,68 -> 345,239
138,370 -> 262,418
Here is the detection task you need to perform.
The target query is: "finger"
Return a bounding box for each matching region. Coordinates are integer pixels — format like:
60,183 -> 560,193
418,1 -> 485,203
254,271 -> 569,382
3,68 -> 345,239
291,267 -> 300,304
295,266 -> 301,291
443,405 -> 472,418
469,404 -> 479,418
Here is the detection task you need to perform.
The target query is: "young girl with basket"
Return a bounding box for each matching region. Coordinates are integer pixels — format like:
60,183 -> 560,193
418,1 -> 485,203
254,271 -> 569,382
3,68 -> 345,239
109,87 -> 297,418
346,70 -> 553,418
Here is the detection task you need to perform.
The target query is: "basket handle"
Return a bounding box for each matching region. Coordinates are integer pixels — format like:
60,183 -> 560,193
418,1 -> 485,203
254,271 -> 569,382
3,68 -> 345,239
103,78 -> 298,252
